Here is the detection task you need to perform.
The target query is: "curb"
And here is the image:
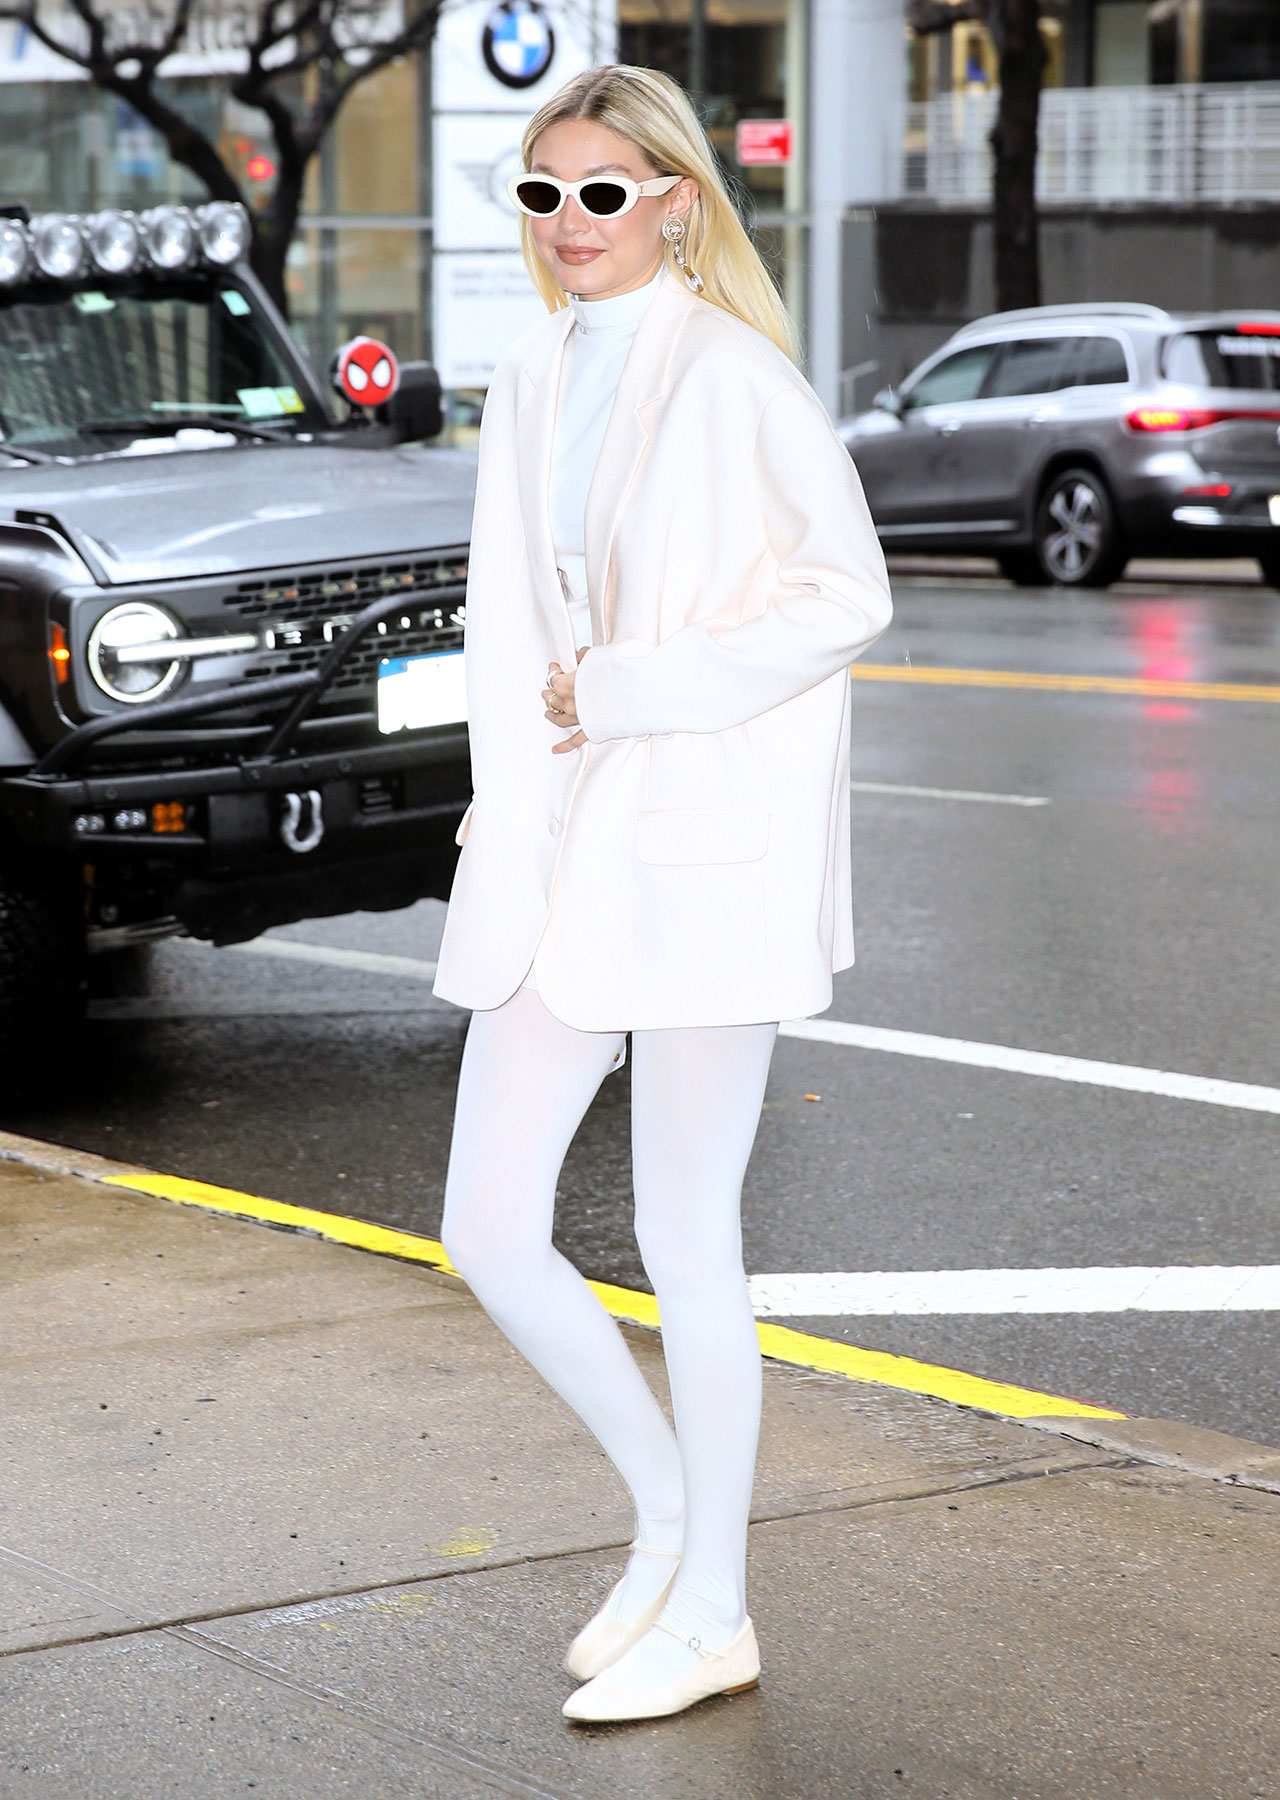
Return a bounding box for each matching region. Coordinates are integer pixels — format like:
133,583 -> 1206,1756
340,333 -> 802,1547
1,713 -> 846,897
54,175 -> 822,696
4,1126 -> 1278,1494
883,553 -> 1267,590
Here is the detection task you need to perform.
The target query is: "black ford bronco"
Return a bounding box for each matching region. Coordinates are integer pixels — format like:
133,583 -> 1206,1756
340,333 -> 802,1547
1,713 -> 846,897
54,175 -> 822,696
0,201 -> 474,1064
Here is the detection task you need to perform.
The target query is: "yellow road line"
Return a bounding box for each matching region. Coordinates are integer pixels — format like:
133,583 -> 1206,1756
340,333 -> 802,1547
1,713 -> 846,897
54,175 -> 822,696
104,1170 -> 1124,1424
851,664 -> 1280,704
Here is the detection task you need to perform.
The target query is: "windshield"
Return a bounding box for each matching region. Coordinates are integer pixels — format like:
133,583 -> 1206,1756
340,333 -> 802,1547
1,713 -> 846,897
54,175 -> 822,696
0,276 -> 323,452
1163,328 -> 1280,391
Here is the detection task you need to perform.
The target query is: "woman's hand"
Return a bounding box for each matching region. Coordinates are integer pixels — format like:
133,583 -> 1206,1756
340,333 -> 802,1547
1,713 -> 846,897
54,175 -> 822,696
544,649 -> 590,754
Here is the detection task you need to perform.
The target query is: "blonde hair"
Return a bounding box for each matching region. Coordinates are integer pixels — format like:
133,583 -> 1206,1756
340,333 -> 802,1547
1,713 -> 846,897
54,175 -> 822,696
517,64 -> 797,363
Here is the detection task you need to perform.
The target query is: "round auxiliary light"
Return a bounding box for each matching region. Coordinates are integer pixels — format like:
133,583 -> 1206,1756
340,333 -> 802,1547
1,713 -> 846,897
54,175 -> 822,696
195,201 -> 250,266
140,205 -> 196,272
87,602 -> 183,705
85,209 -> 142,276
31,213 -> 87,280
0,220 -> 31,287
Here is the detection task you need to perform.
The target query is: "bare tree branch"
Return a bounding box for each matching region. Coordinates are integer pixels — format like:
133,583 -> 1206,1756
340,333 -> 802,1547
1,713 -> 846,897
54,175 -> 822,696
906,0 -> 1045,309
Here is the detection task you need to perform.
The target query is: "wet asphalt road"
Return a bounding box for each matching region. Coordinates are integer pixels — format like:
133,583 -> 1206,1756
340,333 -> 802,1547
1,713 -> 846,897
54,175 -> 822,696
8,566 -> 1280,1445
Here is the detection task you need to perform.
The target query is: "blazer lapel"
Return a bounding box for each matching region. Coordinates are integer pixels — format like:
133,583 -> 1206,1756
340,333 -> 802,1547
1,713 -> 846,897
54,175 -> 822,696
584,274 -> 699,642
516,305 -> 577,657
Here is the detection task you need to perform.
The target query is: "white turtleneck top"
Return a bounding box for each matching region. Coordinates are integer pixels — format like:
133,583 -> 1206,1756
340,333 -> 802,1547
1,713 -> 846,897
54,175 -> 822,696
522,265 -> 663,1005
549,265 -> 664,646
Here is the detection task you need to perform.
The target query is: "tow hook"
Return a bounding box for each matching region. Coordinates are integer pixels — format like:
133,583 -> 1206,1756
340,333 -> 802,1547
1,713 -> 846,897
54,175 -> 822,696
280,789 -> 324,853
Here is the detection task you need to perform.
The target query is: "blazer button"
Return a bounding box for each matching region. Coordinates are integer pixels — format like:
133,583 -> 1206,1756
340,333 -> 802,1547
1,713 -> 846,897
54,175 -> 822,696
548,817 -> 560,836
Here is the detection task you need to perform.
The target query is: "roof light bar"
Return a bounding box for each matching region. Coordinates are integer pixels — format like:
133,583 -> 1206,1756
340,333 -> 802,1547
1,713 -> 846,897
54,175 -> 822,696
195,202 -> 252,266
0,203 -> 252,286
141,205 -> 197,271
0,220 -> 30,287
31,214 -> 88,280
86,209 -> 143,276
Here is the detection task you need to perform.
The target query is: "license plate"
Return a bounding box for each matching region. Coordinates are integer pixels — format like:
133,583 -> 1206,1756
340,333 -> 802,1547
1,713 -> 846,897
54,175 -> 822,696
377,649 -> 466,733
1270,494 -> 1280,527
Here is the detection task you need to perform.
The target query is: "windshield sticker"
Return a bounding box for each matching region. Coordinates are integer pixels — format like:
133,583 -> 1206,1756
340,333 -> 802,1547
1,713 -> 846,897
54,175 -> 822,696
73,292 -> 116,314
236,385 -> 305,418
221,288 -> 252,316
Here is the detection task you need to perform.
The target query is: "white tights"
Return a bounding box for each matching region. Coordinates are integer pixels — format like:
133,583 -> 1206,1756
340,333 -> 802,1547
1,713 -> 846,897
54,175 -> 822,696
440,985 -> 776,1683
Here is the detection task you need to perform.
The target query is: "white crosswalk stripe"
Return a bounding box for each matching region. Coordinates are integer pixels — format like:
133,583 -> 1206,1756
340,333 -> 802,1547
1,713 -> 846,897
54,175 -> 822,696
748,1266 -> 1280,1316
849,779 -> 1049,806
777,1019 -> 1280,1115
207,939 -> 1280,1115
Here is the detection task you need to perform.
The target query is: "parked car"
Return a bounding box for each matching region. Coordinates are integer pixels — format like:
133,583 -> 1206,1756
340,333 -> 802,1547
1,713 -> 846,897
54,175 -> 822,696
839,303 -> 1280,589
0,201 -> 474,1066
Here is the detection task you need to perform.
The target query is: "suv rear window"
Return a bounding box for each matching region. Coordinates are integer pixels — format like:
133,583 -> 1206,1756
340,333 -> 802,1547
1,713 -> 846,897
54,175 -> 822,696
983,335 -> 1130,398
985,337 -> 1077,397
1163,329 -> 1280,390
1073,336 -> 1130,385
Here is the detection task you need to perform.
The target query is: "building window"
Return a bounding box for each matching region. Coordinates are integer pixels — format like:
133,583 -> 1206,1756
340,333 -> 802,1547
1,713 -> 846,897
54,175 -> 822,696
617,0 -> 807,331
1204,0 -> 1280,83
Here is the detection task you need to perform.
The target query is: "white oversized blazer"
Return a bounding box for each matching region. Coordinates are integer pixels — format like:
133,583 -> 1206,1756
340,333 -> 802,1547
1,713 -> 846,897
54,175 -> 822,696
432,269 -> 893,1030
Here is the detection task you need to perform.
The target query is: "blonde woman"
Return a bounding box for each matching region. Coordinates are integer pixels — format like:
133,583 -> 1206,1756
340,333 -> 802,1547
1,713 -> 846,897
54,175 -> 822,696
433,64 -> 892,1722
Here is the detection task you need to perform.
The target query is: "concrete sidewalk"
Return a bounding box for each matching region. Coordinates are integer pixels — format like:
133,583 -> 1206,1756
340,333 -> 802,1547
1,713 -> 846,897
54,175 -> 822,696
1,1144 -> 1278,1800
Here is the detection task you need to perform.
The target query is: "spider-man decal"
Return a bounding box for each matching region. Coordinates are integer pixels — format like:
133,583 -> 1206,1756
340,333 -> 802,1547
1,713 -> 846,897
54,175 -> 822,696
331,336 -> 400,408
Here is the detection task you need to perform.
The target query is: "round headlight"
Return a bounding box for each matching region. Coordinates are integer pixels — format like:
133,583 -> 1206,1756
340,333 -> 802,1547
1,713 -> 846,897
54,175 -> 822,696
0,220 -> 30,287
195,201 -> 251,266
86,209 -> 142,276
31,214 -> 87,280
141,205 -> 196,272
87,603 -> 183,705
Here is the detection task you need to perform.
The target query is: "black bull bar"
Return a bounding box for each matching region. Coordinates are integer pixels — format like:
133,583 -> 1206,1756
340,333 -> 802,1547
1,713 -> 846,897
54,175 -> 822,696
35,587 -> 450,777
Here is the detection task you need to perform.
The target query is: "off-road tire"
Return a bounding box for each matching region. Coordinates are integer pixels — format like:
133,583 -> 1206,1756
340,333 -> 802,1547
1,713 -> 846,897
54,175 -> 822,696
0,865 -> 85,1085
1034,467 -> 1129,588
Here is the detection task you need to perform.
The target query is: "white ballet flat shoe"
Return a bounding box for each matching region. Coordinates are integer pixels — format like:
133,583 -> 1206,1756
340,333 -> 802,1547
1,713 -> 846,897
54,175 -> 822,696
562,1544 -> 680,1683
562,1617 -> 760,1723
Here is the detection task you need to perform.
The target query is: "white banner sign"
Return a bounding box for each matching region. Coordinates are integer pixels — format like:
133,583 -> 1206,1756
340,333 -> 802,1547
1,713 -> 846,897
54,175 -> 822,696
432,0 -> 614,385
435,112 -> 527,252
434,250 -> 547,388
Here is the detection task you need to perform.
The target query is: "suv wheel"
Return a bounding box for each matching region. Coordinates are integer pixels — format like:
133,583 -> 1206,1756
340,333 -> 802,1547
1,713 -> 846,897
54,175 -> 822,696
1035,468 -> 1128,587
997,549 -> 1052,588
0,864 -> 85,1082
1258,551 -> 1280,591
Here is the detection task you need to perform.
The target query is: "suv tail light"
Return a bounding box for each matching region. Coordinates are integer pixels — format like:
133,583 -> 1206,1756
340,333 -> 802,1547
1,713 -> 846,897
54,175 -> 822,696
1128,408 -> 1206,431
1127,405 -> 1280,432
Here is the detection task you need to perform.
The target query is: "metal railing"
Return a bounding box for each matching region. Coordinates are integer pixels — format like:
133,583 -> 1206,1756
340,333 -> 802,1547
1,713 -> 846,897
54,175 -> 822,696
904,81 -> 1280,206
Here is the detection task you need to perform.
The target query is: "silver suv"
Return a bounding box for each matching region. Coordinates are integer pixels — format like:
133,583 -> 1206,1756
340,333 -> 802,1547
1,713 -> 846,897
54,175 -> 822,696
839,303 -> 1280,588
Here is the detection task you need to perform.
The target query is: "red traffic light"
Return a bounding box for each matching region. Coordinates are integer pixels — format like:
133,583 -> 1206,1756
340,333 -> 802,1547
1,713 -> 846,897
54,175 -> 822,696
331,336 -> 400,408
245,154 -> 275,181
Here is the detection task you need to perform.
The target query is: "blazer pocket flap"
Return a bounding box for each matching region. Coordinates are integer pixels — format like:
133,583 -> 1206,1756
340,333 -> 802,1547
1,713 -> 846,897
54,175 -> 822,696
636,807 -> 769,866
454,799 -> 476,847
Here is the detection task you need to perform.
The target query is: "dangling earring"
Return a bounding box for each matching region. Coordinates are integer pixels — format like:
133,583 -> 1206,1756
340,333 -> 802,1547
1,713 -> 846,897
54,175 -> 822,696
662,215 -> 704,295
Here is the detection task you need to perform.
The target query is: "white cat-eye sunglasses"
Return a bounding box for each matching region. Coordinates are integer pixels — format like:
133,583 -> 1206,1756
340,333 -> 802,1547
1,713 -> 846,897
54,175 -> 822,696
506,172 -> 681,219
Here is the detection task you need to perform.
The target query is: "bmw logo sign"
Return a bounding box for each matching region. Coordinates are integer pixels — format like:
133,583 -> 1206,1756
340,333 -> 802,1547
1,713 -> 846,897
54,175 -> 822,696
481,0 -> 555,89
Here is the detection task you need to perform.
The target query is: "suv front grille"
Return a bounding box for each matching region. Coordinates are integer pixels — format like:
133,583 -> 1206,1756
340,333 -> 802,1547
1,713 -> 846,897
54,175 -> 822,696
226,552 -> 467,714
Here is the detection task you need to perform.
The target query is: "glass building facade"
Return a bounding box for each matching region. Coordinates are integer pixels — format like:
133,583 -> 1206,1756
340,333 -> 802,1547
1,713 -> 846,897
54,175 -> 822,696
908,0 -> 1280,101
0,0 -> 810,401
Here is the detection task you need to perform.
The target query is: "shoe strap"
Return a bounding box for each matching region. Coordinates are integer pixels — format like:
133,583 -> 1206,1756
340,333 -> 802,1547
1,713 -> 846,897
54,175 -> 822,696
627,1541 -> 681,1560
651,1618 -> 717,1659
